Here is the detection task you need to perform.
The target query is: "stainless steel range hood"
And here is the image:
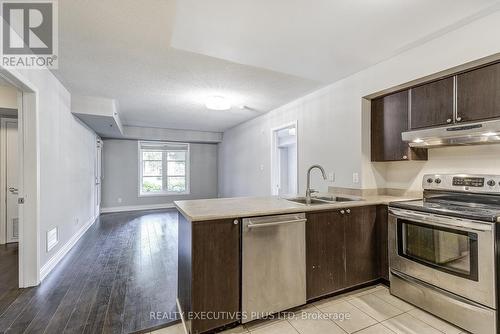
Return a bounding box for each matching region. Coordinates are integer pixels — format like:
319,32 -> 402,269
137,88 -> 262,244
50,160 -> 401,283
402,119 -> 500,148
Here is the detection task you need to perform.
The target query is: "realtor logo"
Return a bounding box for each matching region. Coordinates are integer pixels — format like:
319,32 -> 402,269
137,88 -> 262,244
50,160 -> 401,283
0,0 -> 58,68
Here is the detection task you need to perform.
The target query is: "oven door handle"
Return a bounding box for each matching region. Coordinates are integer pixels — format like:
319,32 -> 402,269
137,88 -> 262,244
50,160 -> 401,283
389,208 -> 493,232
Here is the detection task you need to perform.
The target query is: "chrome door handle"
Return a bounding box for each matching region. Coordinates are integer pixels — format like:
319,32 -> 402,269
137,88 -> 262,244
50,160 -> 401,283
8,187 -> 18,194
247,218 -> 307,229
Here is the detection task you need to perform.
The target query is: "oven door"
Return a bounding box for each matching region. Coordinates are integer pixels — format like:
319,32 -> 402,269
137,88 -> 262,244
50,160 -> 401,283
389,208 -> 496,308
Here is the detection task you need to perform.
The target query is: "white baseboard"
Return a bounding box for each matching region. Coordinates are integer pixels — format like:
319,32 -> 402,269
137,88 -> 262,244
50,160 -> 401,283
100,203 -> 175,214
39,215 -> 98,281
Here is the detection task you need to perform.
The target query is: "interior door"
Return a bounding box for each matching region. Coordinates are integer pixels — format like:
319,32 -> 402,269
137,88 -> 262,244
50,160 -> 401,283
5,120 -> 19,243
95,139 -> 102,216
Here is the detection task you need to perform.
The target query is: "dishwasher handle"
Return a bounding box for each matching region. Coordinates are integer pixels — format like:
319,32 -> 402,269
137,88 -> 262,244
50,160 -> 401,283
247,218 -> 306,229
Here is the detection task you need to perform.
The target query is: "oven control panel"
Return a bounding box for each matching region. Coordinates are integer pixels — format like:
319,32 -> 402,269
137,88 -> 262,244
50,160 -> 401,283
423,174 -> 500,193
452,177 -> 484,187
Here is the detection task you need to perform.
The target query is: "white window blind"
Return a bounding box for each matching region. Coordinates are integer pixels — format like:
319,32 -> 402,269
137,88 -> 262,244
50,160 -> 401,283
138,141 -> 190,196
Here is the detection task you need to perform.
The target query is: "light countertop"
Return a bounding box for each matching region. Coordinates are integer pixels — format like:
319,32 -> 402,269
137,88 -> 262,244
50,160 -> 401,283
174,194 -> 420,222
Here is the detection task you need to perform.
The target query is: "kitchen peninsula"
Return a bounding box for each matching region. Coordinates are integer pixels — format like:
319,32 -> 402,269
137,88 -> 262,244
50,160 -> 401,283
174,194 -> 418,334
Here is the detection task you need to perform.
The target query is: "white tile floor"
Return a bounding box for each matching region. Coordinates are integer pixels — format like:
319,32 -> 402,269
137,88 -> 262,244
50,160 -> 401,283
150,285 -> 470,334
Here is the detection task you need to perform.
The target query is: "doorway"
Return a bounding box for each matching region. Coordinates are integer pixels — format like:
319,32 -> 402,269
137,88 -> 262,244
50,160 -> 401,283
1,118 -> 19,244
271,122 -> 298,196
0,94 -> 20,310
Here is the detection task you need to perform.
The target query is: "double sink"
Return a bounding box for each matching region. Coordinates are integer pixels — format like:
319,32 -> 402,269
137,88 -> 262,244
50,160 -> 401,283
286,195 -> 363,205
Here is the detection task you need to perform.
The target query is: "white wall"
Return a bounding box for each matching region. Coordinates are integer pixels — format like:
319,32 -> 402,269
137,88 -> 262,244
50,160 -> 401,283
101,139 -> 218,209
219,11 -> 500,197
0,85 -> 17,109
16,69 -> 98,268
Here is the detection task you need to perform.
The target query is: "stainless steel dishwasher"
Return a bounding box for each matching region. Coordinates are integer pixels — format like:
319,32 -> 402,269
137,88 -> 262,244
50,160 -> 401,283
242,212 -> 306,323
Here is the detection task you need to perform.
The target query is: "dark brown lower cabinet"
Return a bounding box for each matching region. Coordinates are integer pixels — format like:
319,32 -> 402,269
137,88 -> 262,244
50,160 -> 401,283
306,210 -> 345,300
376,206 -> 389,281
178,215 -> 241,334
345,206 -> 379,287
306,205 -> 389,301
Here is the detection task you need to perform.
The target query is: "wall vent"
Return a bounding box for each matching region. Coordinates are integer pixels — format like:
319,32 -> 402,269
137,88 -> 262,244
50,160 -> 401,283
46,227 -> 58,252
12,218 -> 19,239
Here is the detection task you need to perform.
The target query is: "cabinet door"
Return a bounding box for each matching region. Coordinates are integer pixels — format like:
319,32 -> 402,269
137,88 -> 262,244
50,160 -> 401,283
345,206 -> 379,287
306,211 -> 345,300
191,219 -> 240,333
376,206 -> 389,281
371,91 -> 427,162
457,62 -> 500,123
410,77 -> 454,129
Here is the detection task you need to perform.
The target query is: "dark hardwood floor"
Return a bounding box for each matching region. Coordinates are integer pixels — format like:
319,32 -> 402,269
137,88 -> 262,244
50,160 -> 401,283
0,243 -> 20,317
0,209 -> 179,334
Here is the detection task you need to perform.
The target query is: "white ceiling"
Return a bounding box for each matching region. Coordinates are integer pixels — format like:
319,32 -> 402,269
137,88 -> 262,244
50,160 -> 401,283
54,0 -> 500,132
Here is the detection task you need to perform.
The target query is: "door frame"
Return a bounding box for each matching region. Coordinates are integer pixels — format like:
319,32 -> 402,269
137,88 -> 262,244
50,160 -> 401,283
0,118 -> 19,244
270,121 -> 298,196
0,68 -> 40,288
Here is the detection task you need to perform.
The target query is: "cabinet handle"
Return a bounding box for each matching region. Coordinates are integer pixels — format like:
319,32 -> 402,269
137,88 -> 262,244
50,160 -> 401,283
233,219 -> 239,225
456,116 -> 462,122
346,209 -> 351,214
446,118 -> 452,123
340,210 -> 345,215
402,155 -> 408,160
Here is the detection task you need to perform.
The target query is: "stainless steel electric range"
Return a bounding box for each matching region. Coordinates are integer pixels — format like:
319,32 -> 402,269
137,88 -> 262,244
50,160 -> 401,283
389,174 -> 500,334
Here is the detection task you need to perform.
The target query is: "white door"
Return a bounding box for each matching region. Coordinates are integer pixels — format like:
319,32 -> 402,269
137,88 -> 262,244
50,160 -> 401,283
95,139 -> 102,216
5,120 -> 18,243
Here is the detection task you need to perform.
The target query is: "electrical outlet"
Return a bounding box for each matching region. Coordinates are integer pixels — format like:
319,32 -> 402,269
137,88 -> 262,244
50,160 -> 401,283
352,172 -> 360,184
117,197 -> 122,203
328,172 -> 335,182
260,164 -> 264,171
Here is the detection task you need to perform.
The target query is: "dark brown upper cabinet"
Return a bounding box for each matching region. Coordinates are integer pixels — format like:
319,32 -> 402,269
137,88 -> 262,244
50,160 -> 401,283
457,62 -> 500,123
371,90 -> 428,162
410,77 -> 454,129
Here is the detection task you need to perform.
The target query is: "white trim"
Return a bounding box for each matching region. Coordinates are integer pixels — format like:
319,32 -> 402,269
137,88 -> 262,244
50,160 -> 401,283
0,118 -> 18,245
138,191 -> 190,197
40,214 -> 98,281
0,68 -> 40,288
270,121 -> 299,196
100,203 -> 176,214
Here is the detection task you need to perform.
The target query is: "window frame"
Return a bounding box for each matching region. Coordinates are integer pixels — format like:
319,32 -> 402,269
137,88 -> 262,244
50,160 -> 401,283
138,141 -> 190,197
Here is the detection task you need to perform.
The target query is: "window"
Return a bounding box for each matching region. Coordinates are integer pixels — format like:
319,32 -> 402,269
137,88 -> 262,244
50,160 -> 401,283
139,141 -> 190,196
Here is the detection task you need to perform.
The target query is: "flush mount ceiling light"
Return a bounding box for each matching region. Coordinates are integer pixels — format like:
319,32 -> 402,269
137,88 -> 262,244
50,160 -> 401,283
413,138 -> 424,143
205,96 -> 231,111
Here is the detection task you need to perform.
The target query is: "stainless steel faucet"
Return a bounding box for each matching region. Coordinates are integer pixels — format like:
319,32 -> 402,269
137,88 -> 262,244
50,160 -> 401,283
306,165 -> 327,204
